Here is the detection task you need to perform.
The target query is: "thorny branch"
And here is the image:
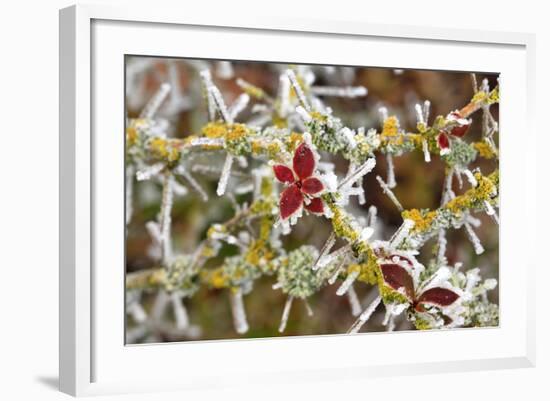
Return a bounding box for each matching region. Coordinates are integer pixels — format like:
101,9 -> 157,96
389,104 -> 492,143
125,63 -> 499,340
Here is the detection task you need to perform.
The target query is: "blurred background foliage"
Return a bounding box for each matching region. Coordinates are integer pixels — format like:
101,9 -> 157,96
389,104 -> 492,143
125,57 -> 499,342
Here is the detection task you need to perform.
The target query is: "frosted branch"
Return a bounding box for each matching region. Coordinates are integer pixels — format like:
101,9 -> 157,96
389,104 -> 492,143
376,175 -> 403,211
230,288 -> 249,334
348,295 -> 382,334
278,296 -> 294,333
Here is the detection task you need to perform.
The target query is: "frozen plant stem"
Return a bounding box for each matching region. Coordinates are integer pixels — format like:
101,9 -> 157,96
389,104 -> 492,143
279,296 -> 294,333
170,292 -> 190,330
160,171 -> 174,264
140,83 -> 171,119
286,69 -> 311,111
347,285 -> 362,317
336,270 -> 360,296
125,165 -> 134,224
464,222 -> 484,255
230,288 -> 249,334
386,154 -> 396,188
217,154 -> 234,196
348,295 -> 382,334
312,232 -> 336,271
389,219 -> 415,249
376,175 -> 403,211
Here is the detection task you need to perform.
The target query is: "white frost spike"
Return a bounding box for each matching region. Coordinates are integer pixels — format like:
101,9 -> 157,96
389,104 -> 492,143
128,301 -> 147,323
483,278 -> 498,291
379,106 -> 388,122
319,244 -> 352,270
415,103 -> 425,124
386,315 -> 395,331
348,295 -> 382,334
140,82 -> 171,119
199,70 -> 217,121
347,285 -> 362,317
465,268 -> 481,292
310,86 -> 367,98
187,137 -> 224,148
152,290 -> 170,322
463,169 -> 478,187
376,175 -> 403,211
328,257 -> 347,285
357,177 -> 366,205
170,292 -> 190,330
336,270 -> 360,296
464,222 -> 484,255
278,296 -> 294,333
422,139 -> 431,162
136,163 -> 164,181
216,61 -> 234,80
172,181 -> 188,197
312,232 -> 336,271
389,219 -> 415,249
360,227 -> 375,242
145,221 -> 162,248
210,86 -> 233,123
436,229 -> 447,265
386,154 -> 396,188
304,300 -> 314,317
467,215 -> 482,228
286,69 -> 311,111
160,172 -> 174,264
368,206 -> 378,228
126,165 -> 134,224
423,100 -> 431,123
228,93 -> 250,121
230,288 -> 249,334
278,74 -> 291,116
216,154 -> 234,196
338,158 -> 376,189
484,201 -> 499,224
176,167 -> 208,202
295,105 -> 312,122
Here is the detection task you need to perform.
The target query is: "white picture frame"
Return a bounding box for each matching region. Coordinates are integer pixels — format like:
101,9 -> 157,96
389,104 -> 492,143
59,4 -> 536,397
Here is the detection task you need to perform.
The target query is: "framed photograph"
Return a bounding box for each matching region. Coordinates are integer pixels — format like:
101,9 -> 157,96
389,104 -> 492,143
59,4 -> 536,396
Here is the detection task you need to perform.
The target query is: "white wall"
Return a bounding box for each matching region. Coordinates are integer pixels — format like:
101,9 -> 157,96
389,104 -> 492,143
0,0 -> 547,399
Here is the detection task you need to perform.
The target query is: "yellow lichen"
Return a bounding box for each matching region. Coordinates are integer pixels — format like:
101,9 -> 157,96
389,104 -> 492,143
381,116 -> 399,137
402,209 -> 437,233
286,132 -> 303,152
126,126 -> 138,147
348,262 -> 378,285
473,141 -> 496,159
148,137 -> 181,163
444,170 -> 498,215
202,121 -> 228,138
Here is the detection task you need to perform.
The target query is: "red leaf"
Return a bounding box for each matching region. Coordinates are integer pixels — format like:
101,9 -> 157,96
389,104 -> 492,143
304,197 -> 324,214
293,142 -> 316,180
448,112 -> 471,138
273,164 -> 295,183
437,132 -> 450,150
279,184 -> 303,219
301,177 -> 324,195
379,263 -> 415,300
450,124 -> 470,138
416,287 -> 459,307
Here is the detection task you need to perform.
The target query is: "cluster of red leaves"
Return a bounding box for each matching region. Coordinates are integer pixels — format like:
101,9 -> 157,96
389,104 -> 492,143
379,257 -> 459,314
273,143 -> 325,220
